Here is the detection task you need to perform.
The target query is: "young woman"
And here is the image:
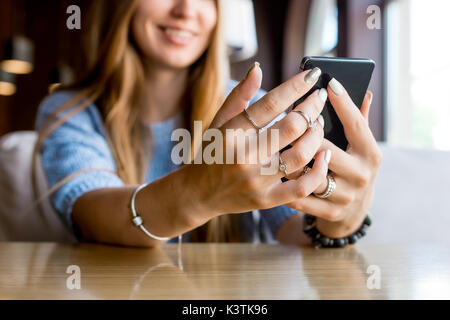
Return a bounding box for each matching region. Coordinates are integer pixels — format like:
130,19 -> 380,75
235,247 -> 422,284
35,0 -> 382,247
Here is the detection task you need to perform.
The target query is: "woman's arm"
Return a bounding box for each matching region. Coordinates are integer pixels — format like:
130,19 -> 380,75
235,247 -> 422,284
72,165 -> 213,247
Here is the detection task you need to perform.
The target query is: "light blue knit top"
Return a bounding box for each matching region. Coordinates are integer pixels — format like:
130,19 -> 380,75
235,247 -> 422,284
35,81 -> 298,242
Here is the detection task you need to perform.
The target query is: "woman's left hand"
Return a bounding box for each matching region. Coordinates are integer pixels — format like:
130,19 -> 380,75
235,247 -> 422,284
285,78 -> 383,238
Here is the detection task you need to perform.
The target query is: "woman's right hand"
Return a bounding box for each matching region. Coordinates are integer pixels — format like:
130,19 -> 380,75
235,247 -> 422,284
184,64 -> 332,224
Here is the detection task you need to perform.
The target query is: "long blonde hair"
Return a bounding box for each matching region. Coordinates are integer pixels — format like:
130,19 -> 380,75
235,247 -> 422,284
35,0 -> 241,242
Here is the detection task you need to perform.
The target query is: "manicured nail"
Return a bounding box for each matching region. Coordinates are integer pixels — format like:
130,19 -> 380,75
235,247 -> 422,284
318,115 -> 325,128
325,149 -> 332,164
246,61 -> 260,78
329,78 -> 343,96
304,67 -> 321,85
318,88 -> 328,102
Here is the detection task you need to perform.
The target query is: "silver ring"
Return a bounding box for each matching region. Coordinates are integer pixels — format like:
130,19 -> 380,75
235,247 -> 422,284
243,108 -> 262,130
293,110 -> 315,129
314,174 -> 336,199
279,154 -> 288,176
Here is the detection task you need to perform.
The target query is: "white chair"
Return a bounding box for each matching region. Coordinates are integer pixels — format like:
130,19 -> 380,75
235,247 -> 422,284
0,131 -> 75,242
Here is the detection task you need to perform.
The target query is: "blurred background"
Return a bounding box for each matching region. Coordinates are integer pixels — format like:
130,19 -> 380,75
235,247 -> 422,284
1,0 -> 450,245
0,0 -> 449,150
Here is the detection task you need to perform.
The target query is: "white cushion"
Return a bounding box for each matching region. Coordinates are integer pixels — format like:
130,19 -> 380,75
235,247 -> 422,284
0,131 -> 75,242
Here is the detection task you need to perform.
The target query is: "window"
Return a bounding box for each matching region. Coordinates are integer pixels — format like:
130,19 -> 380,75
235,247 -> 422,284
304,0 -> 338,56
386,0 -> 450,150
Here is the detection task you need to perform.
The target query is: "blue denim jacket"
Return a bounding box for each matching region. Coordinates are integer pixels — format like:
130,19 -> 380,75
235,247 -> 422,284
35,80 -> 298,242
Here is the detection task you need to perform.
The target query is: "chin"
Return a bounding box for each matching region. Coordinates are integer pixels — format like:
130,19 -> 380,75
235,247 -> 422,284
153,49 -> 204,69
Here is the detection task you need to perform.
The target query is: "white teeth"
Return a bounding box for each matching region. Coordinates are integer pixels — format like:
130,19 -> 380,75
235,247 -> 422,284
164,28 -> 194,39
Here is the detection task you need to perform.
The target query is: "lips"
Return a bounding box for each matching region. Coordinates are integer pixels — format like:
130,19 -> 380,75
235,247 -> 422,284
157,25 -> 198,45
162,27 -> 195,39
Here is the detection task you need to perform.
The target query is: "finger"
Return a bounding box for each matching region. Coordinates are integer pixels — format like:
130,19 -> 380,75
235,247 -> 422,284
267,149 -> 330,205
288,137 -> 366,185
284,167 -> 305,181
306,172 -> 355,205
211,62 -> 263,129
280,116 -> 324,175
311,171 -> 328,195
323,175 -> 355,205
286,195 -> 343,222
285,134 -> 359,179
327,78 -> 378,155
319,138 -> 366,184
260,88 -> 327,157
360,90 -> 373,124
226,67 -> 322,130
302,150 -> 332,196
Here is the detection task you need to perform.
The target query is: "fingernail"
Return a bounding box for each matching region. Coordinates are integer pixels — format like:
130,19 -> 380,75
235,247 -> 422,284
246,61 -> 260,78
329,78 -> 343,96
367,90 -> 373,105
325,149 -> 332,164
318,88 -> 328,102
318,114 -> 325,128
304,67 -> 321,85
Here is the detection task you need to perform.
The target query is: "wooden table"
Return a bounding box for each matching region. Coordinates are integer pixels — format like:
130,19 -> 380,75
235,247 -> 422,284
0,242 -> 449,299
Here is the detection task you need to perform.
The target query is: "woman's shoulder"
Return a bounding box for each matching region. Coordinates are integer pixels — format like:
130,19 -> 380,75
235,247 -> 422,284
226,79 -> 266,105
40,89 -> 78,105
35,90 -> 103,133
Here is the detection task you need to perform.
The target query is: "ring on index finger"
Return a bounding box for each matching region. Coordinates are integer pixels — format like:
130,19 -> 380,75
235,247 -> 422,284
243,108 -> 263,130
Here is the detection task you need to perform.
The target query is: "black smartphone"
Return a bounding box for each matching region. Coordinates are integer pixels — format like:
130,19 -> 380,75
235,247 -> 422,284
293,56 -> 375,151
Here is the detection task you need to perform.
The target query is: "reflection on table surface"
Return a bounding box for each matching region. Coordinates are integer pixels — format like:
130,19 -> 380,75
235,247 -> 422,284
0,242 -> 449,299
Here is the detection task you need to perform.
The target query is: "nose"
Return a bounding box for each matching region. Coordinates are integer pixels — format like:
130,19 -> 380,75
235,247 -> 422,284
171,0 -> 197,19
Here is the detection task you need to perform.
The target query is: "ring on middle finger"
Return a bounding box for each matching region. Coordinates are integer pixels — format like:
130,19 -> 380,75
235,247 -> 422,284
293,110 -> 315,129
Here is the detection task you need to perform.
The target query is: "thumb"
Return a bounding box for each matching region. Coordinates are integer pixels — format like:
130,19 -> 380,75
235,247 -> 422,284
210,62 -> 263,128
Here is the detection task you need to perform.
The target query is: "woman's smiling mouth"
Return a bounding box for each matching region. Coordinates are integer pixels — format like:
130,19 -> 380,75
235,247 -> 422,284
157,25 -> 197,46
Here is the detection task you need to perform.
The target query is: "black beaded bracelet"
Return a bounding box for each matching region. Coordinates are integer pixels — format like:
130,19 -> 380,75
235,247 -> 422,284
302,213 -> 372,248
